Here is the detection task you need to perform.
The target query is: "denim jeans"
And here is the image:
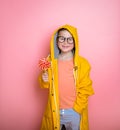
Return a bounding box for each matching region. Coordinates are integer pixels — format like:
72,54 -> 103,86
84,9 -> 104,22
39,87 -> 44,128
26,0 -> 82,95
60,108 -> 81,130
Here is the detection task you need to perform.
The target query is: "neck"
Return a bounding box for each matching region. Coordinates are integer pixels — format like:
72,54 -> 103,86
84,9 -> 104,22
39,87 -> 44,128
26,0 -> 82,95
58,51 -> 73,60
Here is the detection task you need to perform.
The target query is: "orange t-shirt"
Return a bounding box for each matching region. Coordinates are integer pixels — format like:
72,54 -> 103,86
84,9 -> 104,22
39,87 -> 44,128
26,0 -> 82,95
58,58 -> 76,109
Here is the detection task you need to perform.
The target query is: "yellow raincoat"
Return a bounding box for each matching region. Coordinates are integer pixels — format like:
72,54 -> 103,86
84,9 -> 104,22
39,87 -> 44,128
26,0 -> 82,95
38,24 -> 94,130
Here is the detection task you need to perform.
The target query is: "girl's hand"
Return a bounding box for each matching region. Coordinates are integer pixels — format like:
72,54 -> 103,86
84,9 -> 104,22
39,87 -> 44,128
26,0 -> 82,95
42,72 -> 49,82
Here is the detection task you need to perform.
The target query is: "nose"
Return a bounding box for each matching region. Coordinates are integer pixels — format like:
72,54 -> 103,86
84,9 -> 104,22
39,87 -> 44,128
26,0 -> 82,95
63,38 -> 68,44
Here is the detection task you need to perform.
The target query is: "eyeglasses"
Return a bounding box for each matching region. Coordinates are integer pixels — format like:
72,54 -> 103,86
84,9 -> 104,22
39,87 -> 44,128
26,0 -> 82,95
57,36 -> 74,44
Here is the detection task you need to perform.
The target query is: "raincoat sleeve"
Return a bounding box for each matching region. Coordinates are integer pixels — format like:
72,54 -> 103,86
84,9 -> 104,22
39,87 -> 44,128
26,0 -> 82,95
38,71 -> 50,88
73,57 -> 94,114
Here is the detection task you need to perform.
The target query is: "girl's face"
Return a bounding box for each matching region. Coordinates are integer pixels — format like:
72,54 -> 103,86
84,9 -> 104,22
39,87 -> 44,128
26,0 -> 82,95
57,30 -> 75,53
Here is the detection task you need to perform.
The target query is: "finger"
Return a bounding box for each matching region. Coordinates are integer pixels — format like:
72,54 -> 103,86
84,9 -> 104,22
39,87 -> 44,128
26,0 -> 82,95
43,77 -> 48,82
43,72 -> 48,76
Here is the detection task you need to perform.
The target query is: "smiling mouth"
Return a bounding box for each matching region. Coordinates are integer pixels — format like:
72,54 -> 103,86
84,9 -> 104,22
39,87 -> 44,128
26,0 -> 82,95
62,45 -> 69,48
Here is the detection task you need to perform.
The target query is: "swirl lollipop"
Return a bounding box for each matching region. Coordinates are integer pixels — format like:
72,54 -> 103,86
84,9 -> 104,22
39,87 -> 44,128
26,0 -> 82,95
38,58 -> 51,71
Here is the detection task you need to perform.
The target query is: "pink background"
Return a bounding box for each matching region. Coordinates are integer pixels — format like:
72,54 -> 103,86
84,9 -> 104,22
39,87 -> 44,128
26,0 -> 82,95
0,0 -> 120,130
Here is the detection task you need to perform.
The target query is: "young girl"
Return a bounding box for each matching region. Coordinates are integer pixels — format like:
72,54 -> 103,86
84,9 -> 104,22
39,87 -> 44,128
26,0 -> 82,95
38,24 -> 94,130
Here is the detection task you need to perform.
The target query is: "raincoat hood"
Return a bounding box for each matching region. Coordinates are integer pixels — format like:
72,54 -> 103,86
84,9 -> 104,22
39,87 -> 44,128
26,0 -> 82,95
50,24 -> 79,61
